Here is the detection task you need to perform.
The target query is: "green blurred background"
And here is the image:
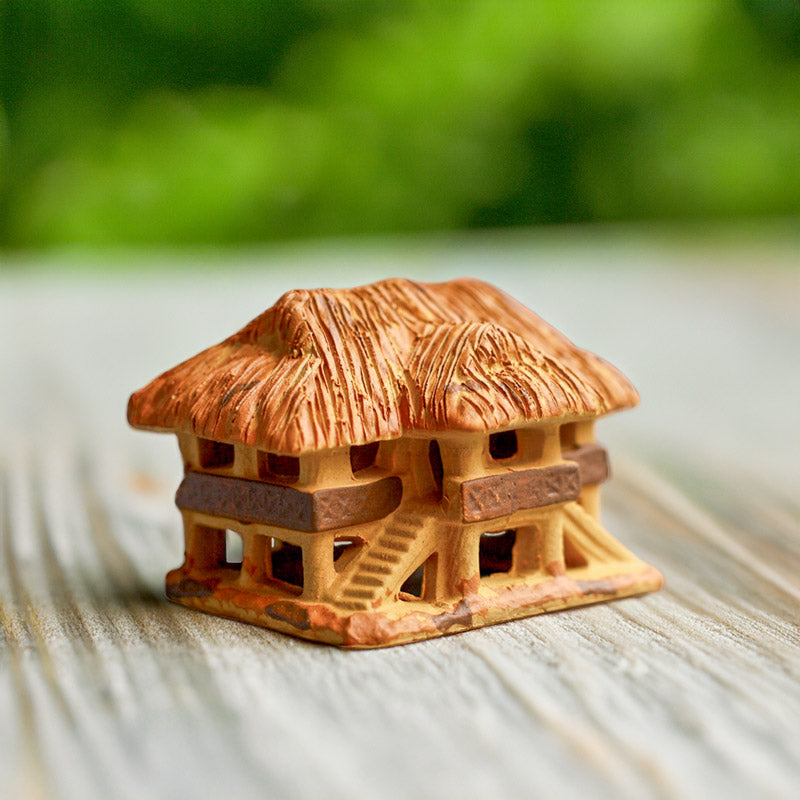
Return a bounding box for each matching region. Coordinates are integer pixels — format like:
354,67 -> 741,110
1,0 -> 799,251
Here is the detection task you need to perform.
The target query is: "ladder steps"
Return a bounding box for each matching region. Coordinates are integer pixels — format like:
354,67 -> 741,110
359,562 -> 393,575
351,574 -> 383,587
333,510 -> 436,607
369,551 -> 401,564
337,600 -> 370,611
378,537 -> 411,552
390,528 -> 417,540
342,588 -> 377,600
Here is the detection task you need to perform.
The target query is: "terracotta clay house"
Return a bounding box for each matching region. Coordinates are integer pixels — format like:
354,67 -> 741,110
128,277 -> 662,647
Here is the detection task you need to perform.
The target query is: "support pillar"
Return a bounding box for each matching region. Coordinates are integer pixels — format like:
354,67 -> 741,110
517,428 -> 545,464
407,438 -> 439,499
299,448 -> 352,487
442,528 -> 481,598
439,434 -> 488,477
177,434 -> 200,470
574,420 -> 596,446
541,510 -> 565,576
421,553 -> 441,602
439,433 -> 488,517
512,524 -> 541,575
301,535 -> 335,601
382,438 -> 413,475
236,445 -> 259,480
239,532 -> 267,586
540,425 -> 561,466
579,484 -> 601,520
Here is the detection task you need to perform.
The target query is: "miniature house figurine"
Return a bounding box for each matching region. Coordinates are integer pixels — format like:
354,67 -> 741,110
128,277 -> 662,647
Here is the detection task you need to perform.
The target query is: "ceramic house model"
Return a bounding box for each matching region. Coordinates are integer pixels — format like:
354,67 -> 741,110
128,278 -> 662,647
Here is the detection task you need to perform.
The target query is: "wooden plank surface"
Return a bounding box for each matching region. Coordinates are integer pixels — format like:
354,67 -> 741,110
1,232 -> 799,799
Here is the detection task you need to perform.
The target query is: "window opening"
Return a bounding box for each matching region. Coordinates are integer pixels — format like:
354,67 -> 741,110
479,530 -> 516,577
399,565 -> 424,598
198,438 -> 235,469
428,440 -> 443,501
225,530 -> 243,568
270,539 -> 303,592
258,452 -> 300,483
489,430 -> 518,460
350,442 -> 379,473
559,423 -> 578,451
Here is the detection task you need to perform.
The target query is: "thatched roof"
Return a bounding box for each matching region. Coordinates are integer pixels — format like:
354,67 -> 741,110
128,278 -> 638,454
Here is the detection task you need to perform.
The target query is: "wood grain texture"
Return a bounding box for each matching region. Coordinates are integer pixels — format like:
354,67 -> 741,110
1,234 -> 799,799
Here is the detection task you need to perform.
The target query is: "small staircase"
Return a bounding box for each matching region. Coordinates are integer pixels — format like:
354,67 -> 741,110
562,501 -> 638,565
335,508 -> 437,610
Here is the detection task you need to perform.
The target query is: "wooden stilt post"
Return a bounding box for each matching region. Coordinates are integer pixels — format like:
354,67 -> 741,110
439,526 -> 481,598
580,485 -> 601,520
513,524 -> 542,575
240,532 -> 267,586
517,428 -> 545,464
542,510 -> 565,576
302,535 -> 334,600
541,425 -> 561,466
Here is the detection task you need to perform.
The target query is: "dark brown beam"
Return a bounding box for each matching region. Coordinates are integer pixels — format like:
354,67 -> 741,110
461,464 -> 581,523
562,443 -> 610,486
176,472 -> 402,532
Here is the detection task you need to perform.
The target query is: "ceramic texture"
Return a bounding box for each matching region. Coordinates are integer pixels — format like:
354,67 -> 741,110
128,278 -> 662,647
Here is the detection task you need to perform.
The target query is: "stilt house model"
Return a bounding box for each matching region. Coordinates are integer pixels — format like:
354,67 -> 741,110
128,278 -> 662,647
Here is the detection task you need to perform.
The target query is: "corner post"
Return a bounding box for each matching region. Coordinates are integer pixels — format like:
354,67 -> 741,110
301,535 -> 335,601
240,532 -> 267,585
541,509 -> 565,576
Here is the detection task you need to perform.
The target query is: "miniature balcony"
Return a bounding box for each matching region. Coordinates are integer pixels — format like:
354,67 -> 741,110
434,429 -> 610,524
175,470 -> 402,532
175,438 -> 402,532
458,461 -> 582,523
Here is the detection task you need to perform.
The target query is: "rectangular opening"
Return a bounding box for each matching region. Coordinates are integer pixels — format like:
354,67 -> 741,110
559,423 -> 578,451
258,451 -> 300,483
225,529 -> 243,568
399,553 -> 438,602
563,532 -> 588,569
198,438 -> 235,469
333,537 -> 365,572
269,538 -> 303,593
489,430 -> 518,460
479,530 -> 516,577
350,442 -> 379,473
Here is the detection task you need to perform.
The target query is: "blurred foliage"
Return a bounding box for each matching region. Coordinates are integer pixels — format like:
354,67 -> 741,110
1,0 -> 799,248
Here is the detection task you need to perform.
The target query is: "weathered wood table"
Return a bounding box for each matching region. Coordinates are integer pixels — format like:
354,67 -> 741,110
1,232 -> 798,799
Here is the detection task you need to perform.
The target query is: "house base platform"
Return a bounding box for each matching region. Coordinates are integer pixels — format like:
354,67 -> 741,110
165,562 -> 664,649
